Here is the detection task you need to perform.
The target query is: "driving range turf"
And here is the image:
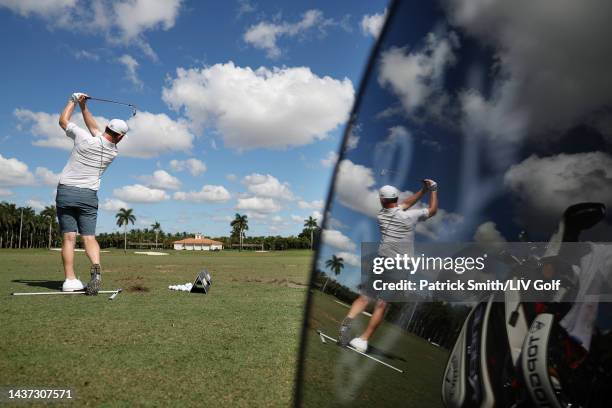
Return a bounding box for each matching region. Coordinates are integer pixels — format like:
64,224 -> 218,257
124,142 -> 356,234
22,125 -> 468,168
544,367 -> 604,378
1,249 -> 447,407
1,249 -> 309,407
301,291 -> 449,407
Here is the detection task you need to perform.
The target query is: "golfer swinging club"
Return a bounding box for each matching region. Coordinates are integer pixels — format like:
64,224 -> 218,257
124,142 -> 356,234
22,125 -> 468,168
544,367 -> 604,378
338,179 -> 438,352
57,92 -> 128,295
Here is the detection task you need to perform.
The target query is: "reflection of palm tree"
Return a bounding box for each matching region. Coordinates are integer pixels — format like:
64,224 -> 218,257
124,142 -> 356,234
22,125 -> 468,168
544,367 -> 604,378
322,255 -> 344,293
303,216 -> 318,249
151,221 -> 161,248
115,208 -> 136,253
230,213 -> 248,251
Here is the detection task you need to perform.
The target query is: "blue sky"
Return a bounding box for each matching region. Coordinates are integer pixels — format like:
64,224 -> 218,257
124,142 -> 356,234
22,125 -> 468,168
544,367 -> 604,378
0,0 -> 388,236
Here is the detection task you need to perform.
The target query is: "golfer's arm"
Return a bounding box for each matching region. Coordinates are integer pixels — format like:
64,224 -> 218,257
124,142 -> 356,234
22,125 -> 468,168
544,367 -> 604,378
79,102 -> 100,136
401,188 -> 425,209
58,101 -> 76,130
427,190 -> 438,218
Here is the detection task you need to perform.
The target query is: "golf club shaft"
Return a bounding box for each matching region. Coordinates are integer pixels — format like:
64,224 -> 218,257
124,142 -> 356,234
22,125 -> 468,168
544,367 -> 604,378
12,290 -> 120,296
87,97 -> 135,108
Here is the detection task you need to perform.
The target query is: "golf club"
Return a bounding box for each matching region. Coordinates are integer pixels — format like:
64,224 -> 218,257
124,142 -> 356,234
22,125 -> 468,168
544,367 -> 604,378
12,289 -> 122,300
86,96 -> 137,117
317,330 -> 404,373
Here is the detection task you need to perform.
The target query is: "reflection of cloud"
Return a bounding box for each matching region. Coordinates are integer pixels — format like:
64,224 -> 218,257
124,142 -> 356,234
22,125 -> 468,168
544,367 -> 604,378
447,0 -> 612,142
322,229 -> 356,251
335,159 -> 463,239
336,251 -> 360,267
474,221 -> 507,243
378,32 -> 458,114
335,159 -> 380,217
504,152 -> 612,230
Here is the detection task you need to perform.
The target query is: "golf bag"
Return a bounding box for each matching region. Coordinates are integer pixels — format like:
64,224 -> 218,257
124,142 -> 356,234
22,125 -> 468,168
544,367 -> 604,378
442,203 -> 611,408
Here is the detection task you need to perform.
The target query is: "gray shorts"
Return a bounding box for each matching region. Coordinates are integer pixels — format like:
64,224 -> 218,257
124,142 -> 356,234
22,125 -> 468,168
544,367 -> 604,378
55,184 -> 98,235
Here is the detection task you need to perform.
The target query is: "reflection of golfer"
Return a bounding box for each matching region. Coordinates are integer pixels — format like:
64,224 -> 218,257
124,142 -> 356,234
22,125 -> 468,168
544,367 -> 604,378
57,93 -> 128,294
338,180 -> 438,352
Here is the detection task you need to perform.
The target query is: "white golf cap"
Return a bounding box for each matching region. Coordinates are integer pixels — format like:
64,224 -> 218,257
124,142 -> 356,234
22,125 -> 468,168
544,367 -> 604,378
107,119 -> 129,135
379,185 -> 399,199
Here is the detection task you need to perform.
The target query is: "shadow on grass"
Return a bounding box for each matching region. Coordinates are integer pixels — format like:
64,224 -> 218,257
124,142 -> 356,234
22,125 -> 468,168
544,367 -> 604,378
367,345 -> 407,362
12,279 -> 63,290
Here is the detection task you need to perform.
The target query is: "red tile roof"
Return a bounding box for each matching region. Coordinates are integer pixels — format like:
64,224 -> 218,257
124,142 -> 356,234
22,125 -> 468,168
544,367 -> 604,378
173,238 -> 223,245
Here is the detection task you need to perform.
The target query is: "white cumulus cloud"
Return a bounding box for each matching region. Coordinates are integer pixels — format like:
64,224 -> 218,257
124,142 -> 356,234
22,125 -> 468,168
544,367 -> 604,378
162,62 -> 354,150
118,54 -> 143,89
26,199 -> 47,211
35,167 -> 60,186
321,151 -> 338,168
168,158 -> 207,176
242,173 -> 294,200
0,0 -> 182,60
236,197 -> 281,213
138,170 -> 181,190
100,198 -> 129,212
113,184 -> 169,203
15,109 -> 195,159
173,185 -> 231,203
243,9 -> 332,58
360,9 -> 387,38
0,154 -> 35,186
298,200 -> 324,210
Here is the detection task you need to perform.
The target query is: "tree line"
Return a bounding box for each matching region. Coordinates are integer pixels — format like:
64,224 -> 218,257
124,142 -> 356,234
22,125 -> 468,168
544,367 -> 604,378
0,202 -> 321,251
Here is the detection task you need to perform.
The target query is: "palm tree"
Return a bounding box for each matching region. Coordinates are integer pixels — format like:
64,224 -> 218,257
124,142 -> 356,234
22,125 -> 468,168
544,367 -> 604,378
115,208 -> 136,253
230,213 -> 248,251
322,255 -> 344,293
303,216 -> 318,249
41,205 -> 56,249
151,221 -> 161,249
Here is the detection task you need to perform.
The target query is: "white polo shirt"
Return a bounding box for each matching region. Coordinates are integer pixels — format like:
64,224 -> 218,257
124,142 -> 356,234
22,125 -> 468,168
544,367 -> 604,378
58,123 -> 118,191
377,206 -> 429,257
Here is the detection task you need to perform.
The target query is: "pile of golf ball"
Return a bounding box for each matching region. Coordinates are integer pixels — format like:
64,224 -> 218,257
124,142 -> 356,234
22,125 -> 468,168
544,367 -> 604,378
168,283 -> 193,292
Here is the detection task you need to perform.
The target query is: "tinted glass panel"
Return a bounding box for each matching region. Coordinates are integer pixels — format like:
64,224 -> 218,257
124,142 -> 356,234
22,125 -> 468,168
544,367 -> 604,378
297,0 -> 612,406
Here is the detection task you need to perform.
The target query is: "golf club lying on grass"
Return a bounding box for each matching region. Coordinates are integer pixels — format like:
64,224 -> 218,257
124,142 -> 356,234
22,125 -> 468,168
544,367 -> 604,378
317,330 -> 404,373
12,288 -> 123,300
86,96 -> 137,117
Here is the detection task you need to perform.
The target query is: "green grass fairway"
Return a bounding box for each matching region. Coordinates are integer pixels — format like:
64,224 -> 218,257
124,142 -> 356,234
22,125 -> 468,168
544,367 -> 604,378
1,249 -> 310,407
300,292 -> 448,407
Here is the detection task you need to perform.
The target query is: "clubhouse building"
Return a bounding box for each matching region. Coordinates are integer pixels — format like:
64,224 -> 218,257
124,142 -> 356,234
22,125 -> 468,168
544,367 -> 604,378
173,234 -> 223,251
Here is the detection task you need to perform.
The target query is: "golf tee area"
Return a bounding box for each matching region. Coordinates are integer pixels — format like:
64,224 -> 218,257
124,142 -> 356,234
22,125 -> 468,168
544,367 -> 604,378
1,249 -> 310,406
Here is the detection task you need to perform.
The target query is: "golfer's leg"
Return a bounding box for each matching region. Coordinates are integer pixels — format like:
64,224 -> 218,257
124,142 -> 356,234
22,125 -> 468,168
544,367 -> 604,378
360,300 -> 387,341
61,232 -> 77,280
82,235 -> 100,265
78,204 -> 102,295
347,295 -> 370,319
339,295 -> 371,345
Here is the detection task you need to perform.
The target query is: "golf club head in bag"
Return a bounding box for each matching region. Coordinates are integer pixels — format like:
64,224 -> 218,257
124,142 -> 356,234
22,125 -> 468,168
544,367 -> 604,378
442,203 -> 608,408
442,295 -> 526,408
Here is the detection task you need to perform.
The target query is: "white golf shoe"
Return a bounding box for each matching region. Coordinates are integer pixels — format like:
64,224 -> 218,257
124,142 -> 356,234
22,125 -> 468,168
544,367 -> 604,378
349,337 -> 368,353
62,278 -> 85,292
